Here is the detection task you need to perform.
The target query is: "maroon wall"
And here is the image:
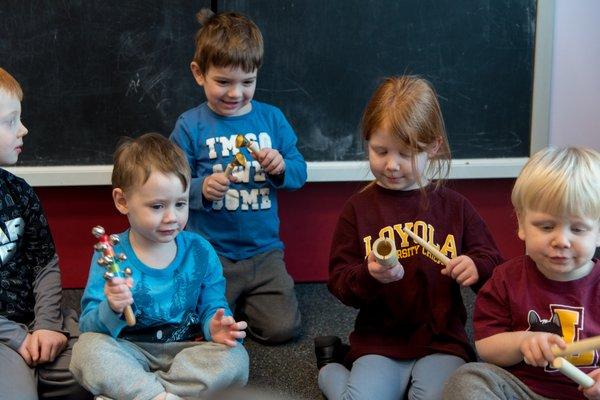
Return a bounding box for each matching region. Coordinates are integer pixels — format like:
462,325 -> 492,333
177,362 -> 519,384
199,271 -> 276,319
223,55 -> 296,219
37,179 -> 523,289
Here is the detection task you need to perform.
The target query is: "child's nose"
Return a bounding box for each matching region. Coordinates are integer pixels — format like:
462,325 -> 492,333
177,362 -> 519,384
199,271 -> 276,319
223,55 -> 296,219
227,85 -> 242,98
386,157 -> 400,171
18,122 -> 28,137
163,209 -> 177,222
551,230 -> 571,248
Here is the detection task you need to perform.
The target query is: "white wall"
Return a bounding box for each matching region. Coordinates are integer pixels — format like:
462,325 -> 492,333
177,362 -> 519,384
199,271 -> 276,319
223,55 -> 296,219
549,0 -> 600,149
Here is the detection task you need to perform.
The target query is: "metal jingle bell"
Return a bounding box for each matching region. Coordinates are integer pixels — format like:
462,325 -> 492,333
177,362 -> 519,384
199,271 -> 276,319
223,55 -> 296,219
92,226 -> 105,238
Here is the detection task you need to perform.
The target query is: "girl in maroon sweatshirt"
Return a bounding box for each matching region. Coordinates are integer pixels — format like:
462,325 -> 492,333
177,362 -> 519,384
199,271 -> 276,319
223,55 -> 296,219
316,76 -> 503,400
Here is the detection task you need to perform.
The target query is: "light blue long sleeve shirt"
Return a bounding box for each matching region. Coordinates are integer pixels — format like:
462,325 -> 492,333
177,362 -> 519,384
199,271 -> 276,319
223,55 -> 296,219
79,230 -> 230,342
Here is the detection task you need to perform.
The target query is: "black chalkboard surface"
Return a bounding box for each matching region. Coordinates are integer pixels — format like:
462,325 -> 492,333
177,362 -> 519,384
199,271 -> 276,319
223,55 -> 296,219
1,0 -> 535,166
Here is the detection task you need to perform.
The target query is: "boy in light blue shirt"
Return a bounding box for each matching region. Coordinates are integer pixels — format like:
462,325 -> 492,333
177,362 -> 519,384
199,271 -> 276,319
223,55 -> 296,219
170,9 -> 307,344
70,133 -> 248,400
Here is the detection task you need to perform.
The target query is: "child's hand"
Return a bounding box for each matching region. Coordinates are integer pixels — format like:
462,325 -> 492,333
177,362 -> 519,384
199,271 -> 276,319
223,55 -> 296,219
104,277 -> 134,314
209,308 -> 247,347
519,332 -> 566,367
27,329 -> 67,365
367,252 -> 404,284
257,148 -> 285,175
441,255 -> 479,286
583,369 -> 600,399
17,333 -> 33,366
202,173 -> 234,201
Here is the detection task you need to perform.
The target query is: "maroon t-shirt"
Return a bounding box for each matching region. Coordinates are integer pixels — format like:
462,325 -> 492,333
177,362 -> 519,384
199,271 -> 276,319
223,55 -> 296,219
475,255 -> 600,399
328,184 -> 503,363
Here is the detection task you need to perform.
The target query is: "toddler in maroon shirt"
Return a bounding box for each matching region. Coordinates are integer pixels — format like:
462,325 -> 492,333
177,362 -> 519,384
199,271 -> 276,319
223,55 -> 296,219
316,76 -> 503,400
444,147 -> 600,400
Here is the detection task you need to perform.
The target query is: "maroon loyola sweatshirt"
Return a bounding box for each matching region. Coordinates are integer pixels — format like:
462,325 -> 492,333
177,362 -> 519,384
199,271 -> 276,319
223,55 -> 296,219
328,183 -> 503,363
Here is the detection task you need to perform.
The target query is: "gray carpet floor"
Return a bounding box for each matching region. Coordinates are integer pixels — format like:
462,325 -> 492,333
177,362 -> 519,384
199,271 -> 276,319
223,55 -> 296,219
62,283 -> 356,399
242,284 -> 357,399
63,283 -> 475,400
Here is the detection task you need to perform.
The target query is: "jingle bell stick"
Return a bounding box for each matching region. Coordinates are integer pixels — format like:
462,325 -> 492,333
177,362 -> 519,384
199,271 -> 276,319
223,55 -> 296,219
235,134 -> 260,157
402,227 -> 451,266
224,153 -> 247,178
92,226 -> 136,326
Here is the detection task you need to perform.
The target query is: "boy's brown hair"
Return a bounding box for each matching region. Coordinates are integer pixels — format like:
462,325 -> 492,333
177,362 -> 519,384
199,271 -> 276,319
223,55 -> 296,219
0,67 -> 23,100
192,8 -> 263,75
112,132 -> 191,192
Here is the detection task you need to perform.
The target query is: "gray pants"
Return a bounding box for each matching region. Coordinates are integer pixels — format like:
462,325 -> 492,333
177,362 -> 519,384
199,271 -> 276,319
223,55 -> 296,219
69,332 -> 248,400
443,362 -> 552,400
0,308 -> 90,400
318,353 -> 464,400
220,249 -> 300,344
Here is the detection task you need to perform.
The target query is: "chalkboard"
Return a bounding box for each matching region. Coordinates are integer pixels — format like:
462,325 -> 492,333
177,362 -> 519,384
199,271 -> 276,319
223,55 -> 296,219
1,0 -> 535,166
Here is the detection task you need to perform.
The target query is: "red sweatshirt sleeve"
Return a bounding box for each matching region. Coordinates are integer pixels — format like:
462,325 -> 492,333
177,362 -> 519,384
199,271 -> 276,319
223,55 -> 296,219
460,200 -> 505,291
327,200 -> 383,308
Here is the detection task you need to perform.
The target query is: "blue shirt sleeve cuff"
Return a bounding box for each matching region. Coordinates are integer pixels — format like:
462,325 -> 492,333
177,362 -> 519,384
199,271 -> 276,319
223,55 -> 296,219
99,300 -> 128,337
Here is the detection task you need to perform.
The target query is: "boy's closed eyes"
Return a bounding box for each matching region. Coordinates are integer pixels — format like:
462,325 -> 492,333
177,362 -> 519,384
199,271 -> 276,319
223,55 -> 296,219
1,112 -> 20,128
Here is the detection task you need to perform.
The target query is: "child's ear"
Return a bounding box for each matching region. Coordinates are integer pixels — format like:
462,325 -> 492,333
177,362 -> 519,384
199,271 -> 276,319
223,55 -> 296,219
190,62 -> 205,86
112,188 -> 129,215
426,137 -> 442,157
516,213 -> 526,241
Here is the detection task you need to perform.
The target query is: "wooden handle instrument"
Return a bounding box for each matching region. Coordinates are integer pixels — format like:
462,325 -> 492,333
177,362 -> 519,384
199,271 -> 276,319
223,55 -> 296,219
548,335 -> 600,388
552,336 -> 600,358
224,164 -> 235,178
224,152 -> 247,178
402,226 -> 450,266
372,237 -> 399,268
552,357 -> 594,388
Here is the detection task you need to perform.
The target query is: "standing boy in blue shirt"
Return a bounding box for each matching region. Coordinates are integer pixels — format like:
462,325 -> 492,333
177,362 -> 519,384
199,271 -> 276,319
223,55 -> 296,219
0,67 -> 89,399
170,9 -> 307,344
69,133 -> 248,400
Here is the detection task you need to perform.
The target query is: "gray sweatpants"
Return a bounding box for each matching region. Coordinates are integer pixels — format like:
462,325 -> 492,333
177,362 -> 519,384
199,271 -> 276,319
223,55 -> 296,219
442,362 -> 551,400
0,308 -> 90,400
69,332 -> 248,400
220,249 -> 300,344
318,353 -> 464,400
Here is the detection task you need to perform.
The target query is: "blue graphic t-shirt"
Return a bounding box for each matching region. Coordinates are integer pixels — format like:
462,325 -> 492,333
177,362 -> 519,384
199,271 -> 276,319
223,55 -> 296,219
79,230 -> 230,342
170,100 -> 307,260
